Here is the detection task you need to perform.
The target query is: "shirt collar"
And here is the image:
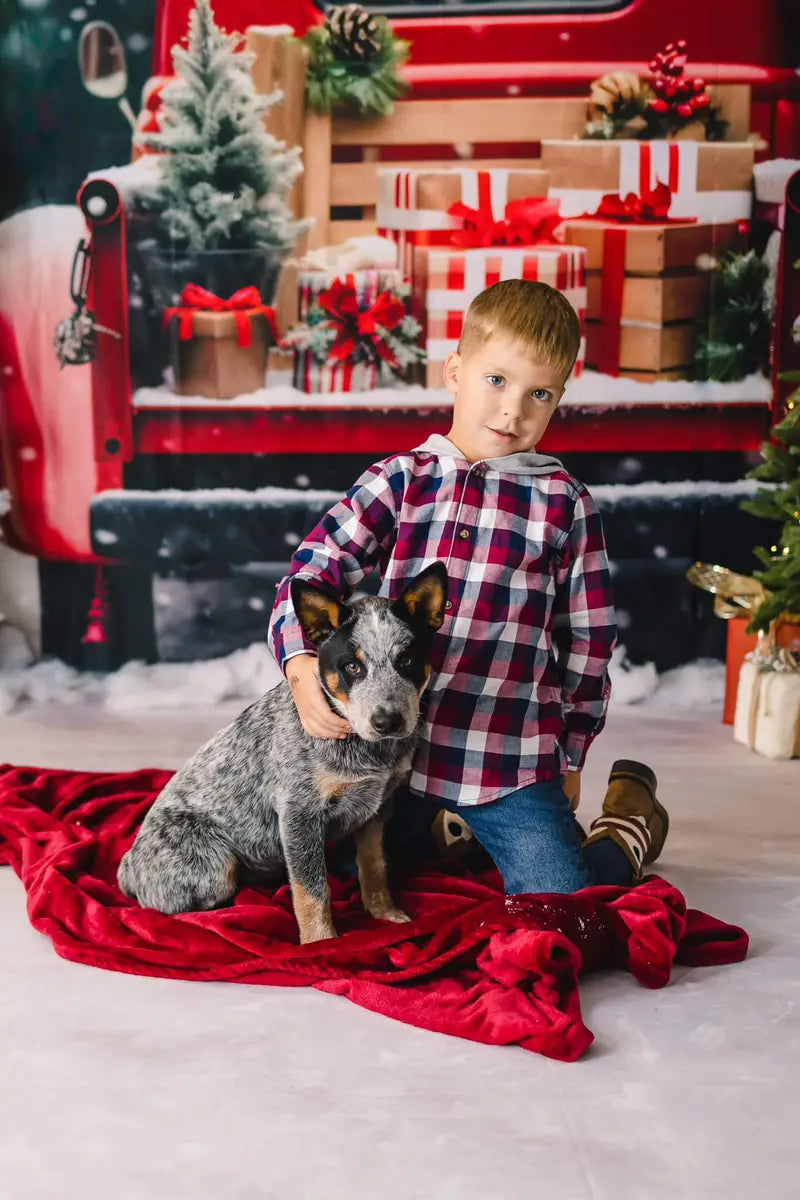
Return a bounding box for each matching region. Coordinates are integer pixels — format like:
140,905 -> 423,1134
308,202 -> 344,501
413,433 -> 565,477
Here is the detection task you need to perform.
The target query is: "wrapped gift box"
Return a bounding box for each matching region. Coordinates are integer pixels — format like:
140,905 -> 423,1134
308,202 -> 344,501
294,359 -> 380,393
563,218 -> 744,377
723,616 -> 800,724
733,660 -> 800,760
563,218 -> 744,274
377,167 -> 549,279
540,140 -> 754,224
585,321 -> 695,377
168,309 -> 274,399
585,272 -> 709,323
293,267 -> 413,394
417,244 -> 587,389
297,267 -> 405,319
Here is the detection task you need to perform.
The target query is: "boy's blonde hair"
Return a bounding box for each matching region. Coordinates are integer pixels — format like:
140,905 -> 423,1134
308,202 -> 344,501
458,279 -> 581,382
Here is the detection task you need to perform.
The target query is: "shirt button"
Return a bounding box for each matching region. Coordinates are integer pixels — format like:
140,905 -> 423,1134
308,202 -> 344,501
445,600 -> 453,610
458,529 -> 471,540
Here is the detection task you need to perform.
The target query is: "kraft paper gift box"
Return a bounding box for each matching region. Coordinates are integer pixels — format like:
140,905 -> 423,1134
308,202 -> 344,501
167,309 -> 276,399
563,218 -> 744,377
584,322 -> 696,378
585,272 -> 710,323
540,140 -> 754,224
293,267 -> 411,394
417,244 -> 587,389
733,660 -> 800,761
377,167 -> 550,280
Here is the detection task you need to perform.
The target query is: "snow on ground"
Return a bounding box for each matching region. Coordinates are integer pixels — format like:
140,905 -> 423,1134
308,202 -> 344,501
0,636 -> 723,718
132,371 -> 772,411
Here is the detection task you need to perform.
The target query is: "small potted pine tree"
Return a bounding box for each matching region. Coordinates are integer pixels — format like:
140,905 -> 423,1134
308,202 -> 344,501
135,0 -> 308,396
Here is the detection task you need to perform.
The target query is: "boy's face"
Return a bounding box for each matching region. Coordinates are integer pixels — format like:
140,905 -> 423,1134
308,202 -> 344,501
442,335 -> 567,462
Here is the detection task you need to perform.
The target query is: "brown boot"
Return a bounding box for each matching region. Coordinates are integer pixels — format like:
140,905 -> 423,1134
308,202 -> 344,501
583,760 -> 669,879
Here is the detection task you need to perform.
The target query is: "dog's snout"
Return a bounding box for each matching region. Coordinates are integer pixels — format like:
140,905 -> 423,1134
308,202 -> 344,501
371,707 -> 403,735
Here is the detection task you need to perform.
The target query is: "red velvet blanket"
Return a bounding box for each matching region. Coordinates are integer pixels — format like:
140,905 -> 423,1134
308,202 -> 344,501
0,764 -> 748,1061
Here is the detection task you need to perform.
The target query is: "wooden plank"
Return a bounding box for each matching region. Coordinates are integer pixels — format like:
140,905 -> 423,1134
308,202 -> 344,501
331,157 -> 546,207
302,112 -> 333,248
708,84 -> 751,142
245,26 -> 306,152
332,97 -> 586,147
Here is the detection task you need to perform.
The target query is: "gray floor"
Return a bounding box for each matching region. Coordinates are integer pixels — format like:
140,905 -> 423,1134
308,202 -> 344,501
0,703 -> 798,1200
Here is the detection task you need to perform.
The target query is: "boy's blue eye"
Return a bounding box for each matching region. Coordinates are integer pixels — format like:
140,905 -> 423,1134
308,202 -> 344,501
487,375 -> 504,387
532,389 -> 551,401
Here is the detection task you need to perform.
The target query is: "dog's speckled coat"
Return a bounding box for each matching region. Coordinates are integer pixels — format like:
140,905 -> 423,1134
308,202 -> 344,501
118,564 -> 447,942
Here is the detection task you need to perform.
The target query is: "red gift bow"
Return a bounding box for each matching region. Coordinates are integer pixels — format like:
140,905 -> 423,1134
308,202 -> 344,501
582,180 -> 695,225
447,196 -> 563,248
317,276 -> 407,368
162,284 -> 280,349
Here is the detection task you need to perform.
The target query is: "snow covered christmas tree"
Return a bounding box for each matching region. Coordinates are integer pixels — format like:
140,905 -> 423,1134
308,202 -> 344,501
138,0 -> 307,296
742,398 -> 800,632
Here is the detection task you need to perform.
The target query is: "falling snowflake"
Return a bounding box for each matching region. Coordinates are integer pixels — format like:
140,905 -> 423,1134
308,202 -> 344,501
126,33 -> 149,54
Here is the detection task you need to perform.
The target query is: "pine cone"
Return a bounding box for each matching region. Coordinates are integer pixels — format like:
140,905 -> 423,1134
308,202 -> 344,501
588,70 -> 642,116
326,4 -> 381,61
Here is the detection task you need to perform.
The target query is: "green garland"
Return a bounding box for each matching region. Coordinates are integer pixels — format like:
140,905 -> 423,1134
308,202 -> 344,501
584,90 -> 727,142
694,251 -> 771,382
298,7 -> 409,118
740,401 -> 800,632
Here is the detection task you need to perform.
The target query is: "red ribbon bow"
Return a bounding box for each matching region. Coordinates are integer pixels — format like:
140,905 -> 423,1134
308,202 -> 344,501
447,196 -> 563,248
317,276 -> 407,369
582,180 -> 694,225
163,284 -> 280,348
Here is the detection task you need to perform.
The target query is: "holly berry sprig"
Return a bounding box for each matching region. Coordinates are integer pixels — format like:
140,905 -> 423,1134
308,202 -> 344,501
647,40 -> 711,121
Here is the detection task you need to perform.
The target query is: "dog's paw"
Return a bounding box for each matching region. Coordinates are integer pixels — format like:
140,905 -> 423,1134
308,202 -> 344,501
377,907 -> 412,924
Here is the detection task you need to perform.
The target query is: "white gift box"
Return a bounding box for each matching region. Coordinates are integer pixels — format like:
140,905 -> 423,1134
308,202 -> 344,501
733,659 -> 800,761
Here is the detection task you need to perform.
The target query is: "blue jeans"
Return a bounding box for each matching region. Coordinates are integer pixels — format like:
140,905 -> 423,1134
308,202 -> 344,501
384,778 -> 634,895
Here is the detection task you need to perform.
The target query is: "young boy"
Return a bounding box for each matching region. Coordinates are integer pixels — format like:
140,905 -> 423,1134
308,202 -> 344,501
268,279 -> 668,894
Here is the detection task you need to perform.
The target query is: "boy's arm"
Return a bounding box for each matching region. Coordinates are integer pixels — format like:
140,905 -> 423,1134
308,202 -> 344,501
551,484 -> 617,772
268,461 -> 401,672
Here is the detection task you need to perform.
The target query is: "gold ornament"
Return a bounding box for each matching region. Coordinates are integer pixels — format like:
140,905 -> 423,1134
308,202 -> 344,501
686,562 -> 770,620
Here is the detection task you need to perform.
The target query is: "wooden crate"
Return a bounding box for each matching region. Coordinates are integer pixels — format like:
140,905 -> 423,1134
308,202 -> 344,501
302,97 -> 588,249
301,83 -> 752,250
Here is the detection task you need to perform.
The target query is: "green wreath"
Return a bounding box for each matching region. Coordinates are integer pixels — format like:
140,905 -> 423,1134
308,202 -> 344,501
299,4 -> 409,118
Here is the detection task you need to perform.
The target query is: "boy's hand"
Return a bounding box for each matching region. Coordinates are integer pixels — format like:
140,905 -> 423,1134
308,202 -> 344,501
562,770 -> 581,812
286,654 -> 351,740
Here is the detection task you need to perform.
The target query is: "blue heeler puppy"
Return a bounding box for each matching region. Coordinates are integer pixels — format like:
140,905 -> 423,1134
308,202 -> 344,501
118,563 -> 448,943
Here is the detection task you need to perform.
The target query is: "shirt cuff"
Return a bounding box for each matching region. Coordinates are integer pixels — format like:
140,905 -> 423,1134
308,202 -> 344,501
281,649 -> 317,676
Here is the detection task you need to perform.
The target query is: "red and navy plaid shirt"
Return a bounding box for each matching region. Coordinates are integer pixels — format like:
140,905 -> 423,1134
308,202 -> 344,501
268,433 -> 616,806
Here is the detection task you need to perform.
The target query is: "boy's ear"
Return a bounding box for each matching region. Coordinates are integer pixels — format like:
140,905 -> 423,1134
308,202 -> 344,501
392,562 -> 448,631
442,351 -> 461,397
291,579 -> 352,646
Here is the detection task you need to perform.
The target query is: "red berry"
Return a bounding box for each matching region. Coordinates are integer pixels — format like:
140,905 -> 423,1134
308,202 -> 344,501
693,92 -> 710,109
650,98 -> 669,113
676,103 -> 692,117
677,39 -> 687,50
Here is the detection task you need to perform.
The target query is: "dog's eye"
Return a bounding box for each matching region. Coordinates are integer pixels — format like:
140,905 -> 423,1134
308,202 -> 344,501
396,652 -> 413,670
343,660 -> 362,675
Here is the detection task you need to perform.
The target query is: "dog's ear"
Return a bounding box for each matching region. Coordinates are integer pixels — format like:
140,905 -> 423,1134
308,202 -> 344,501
392,562 -> 448,631
291,579 -> 352,646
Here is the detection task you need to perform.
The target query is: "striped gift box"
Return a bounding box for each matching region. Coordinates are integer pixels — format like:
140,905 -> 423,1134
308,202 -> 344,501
377,167 -> 549,280
293,267 -> 406,394
293,357 -> 380,394
419,245 -> 587,388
